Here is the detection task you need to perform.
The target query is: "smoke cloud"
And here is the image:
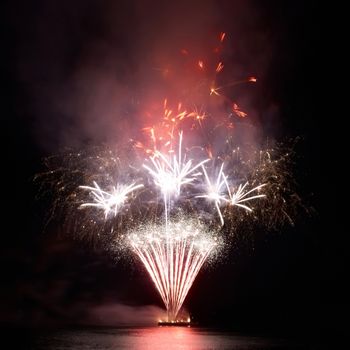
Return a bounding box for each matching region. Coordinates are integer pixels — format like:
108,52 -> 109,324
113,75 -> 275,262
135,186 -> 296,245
86,303 -> 167,326
12,0 -> 276,152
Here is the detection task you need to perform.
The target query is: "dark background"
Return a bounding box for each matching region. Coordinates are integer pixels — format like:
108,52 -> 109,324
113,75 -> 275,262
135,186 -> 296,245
2,0 -> 338,345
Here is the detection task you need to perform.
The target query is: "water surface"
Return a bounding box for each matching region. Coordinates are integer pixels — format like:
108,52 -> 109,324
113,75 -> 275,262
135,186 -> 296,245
31,327 -> 307,349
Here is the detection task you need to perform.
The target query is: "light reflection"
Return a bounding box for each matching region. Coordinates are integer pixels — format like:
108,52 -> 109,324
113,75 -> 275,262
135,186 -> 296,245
35,327 -> 289,349
124,327 -> 206,349
113,327 -> 279,350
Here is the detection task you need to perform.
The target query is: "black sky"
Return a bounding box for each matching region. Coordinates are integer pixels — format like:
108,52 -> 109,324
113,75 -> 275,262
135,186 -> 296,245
2,0 -> 338,342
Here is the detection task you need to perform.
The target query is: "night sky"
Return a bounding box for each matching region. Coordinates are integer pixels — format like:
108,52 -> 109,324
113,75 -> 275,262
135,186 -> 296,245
2,0 -> 337,343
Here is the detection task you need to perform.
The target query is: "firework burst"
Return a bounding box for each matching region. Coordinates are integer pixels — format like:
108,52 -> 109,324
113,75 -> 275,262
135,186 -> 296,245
79,181 -> 143,218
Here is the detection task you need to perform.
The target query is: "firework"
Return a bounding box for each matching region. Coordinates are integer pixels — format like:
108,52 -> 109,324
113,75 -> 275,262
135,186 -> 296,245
36,33 -> 300,322
128,219 -> 219,321
38,133 -> 299,321
79,181 -> 143,218
226,182 -> 266,212
196,163 -> 228,226
143,133 -> 209,199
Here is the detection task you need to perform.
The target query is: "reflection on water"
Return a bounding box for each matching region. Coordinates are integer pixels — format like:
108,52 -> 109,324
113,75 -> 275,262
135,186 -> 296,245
34,327 -> 303,350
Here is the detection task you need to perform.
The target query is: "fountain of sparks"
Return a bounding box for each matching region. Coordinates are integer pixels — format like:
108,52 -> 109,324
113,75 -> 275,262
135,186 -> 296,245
128,220 -> 217,321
